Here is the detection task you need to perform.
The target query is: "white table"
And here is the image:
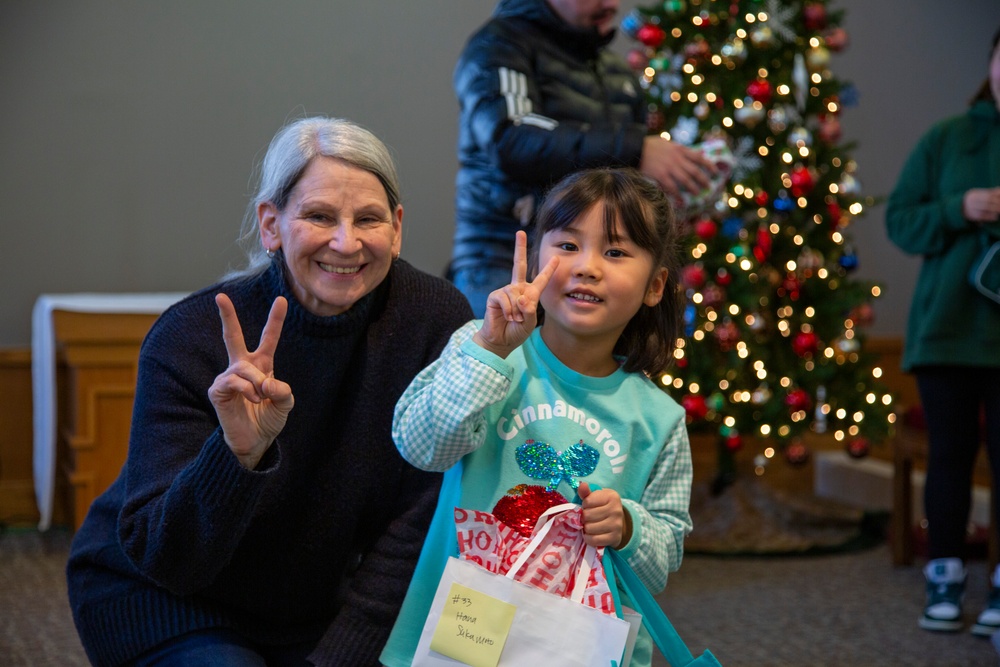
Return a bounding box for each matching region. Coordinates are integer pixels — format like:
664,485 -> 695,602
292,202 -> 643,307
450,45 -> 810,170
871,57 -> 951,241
31,293 -> 187,530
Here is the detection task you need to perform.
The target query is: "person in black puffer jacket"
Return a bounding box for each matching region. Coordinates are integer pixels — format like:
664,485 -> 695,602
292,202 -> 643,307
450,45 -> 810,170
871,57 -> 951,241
450,0 -> 714,316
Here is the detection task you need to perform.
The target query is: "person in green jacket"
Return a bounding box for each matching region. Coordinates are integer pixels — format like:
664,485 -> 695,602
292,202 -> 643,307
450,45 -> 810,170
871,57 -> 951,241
886,25 -> 1000,637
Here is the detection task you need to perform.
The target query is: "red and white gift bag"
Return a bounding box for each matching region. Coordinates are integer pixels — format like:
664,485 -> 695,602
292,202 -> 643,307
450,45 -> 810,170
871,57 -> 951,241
453,503 -> 618,615
411,502 -> 632,667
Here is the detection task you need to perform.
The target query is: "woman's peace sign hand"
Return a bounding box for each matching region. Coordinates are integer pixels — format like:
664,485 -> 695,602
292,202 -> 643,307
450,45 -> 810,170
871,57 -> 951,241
473,230 -> 558,358
208,294 -> 294,469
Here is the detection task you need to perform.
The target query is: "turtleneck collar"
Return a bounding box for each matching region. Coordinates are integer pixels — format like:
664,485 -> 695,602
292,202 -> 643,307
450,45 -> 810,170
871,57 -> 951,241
259,258 -> 386,339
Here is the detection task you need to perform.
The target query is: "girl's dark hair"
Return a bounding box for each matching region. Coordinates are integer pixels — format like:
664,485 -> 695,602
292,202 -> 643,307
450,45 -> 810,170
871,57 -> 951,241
528,167 -> 682,377
970,25 -> 1000,105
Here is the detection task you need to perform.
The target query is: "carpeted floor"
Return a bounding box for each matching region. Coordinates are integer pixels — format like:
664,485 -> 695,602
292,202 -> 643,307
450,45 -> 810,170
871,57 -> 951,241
1,526 -> 998,666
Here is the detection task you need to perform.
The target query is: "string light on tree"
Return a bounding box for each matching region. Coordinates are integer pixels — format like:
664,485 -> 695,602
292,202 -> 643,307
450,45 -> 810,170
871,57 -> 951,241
622,0 -> 894,488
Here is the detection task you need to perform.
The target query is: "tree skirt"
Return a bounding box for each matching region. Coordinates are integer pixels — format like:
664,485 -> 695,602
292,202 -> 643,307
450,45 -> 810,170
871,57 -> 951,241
684,475 -> 872,555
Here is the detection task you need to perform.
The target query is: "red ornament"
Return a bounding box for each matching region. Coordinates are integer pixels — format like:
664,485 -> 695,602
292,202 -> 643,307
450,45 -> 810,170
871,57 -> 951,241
682,394 -> 709,422
791,330 -> 819,357
681,263 -> 707,290
781,274 -> 801,300
492,484 -> 569,537
746,78 -> 773,105
850,302 -> 876,327
753,226 -> 772,263
637,24 -> 667,48
784,388 -> 812,412
817,114 -> 842,145
826,200 -> 843,226
754,190 -> 770,207
789,165 -> 815,197
785,440 -> 810,466
715,268 -> 732,286
684,38 -> 712,62
803,2 -> 828,31
694,218 -> 718,240
627,48 -> 649,71
715,319 -> 740,351
701,284 -> 725,308
724,432 -> 743,452
846,437 -> 871,459
823,27 -> 849,52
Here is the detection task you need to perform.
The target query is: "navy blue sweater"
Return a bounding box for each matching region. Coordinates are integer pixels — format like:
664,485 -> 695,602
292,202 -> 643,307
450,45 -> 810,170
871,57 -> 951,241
66,259 -> 472,666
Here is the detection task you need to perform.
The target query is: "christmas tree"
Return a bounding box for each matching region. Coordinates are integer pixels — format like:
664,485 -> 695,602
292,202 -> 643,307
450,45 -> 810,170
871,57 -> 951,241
621,0 -> 895,491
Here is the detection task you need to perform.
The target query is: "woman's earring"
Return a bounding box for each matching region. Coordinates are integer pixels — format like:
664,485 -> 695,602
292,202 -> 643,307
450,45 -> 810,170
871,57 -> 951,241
266,247 -> 275,259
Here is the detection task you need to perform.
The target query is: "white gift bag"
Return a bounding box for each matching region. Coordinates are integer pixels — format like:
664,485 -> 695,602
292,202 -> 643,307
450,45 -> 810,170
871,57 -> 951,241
413,505 -> 631,666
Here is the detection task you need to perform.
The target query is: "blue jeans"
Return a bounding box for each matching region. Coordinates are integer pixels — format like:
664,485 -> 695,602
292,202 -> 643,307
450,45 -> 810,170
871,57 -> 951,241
124,628 -> 315,667
451,262 -> 512,319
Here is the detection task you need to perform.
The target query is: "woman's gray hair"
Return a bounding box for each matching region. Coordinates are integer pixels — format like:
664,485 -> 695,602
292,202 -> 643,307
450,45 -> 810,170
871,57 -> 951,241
229,116 -> 401,279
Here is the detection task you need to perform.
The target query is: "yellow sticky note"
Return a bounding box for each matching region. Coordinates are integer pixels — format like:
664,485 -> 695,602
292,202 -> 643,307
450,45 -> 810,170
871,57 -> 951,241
429,582 -> 516,667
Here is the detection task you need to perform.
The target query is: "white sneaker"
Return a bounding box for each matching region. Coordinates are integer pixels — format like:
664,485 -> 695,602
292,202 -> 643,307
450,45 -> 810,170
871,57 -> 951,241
919,558 -> 966,632
972,564 -> 1000,636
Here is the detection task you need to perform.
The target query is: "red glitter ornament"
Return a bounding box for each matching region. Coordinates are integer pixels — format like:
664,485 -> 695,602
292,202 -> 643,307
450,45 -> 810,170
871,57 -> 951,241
753,226 -> 772,263
781,274 -> 801,300
492,484 -> 569,537
746,78 -> 772,105
827,200 -> 843,226
790,165 -> 815,197
754,191 -> 770,207
785,440 -> 810,466
784,387 -> 812,412
637,24 -> 666,48
792,330 -> 819,357
681,263 -> 708,290
694,218 -> 718,240
818,114 -> 842,145
627,48 -> 648,71
823,27 -> 849,52
701,284 -> 725,308
682,394 -> 709,422
850,303 -> 876,327
846,438 -> 871,459
715,319 -> 740,351
803,3 -> 828,31
684,38 -> 712,62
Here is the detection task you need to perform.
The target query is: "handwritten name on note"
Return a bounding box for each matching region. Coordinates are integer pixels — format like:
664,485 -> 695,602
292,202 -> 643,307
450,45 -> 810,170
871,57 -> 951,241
430,583 -> 516,667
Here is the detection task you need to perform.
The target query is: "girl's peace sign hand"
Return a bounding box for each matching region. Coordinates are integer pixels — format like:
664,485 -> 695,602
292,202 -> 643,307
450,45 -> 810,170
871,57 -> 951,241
473,230 -> 558,358
208,294 -> 295,469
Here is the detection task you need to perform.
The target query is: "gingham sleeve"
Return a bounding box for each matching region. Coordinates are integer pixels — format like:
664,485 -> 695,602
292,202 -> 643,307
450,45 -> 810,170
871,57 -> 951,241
392,321 -> 514,471
617,418 -> 694,594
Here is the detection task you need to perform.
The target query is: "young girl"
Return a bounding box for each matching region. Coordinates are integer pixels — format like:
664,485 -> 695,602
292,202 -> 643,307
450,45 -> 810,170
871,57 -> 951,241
380,167 -> 694,667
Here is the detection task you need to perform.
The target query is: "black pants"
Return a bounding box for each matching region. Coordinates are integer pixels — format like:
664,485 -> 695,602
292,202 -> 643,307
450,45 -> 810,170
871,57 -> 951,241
916,365 -> 1000,560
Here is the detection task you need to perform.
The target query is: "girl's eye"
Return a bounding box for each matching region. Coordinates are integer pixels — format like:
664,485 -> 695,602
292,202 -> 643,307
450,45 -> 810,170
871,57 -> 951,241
557,242 -> 577,251
606,248 -> 626,258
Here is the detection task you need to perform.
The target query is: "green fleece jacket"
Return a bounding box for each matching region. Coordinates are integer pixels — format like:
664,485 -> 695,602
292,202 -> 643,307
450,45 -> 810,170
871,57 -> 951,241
886,100 -> 1000,370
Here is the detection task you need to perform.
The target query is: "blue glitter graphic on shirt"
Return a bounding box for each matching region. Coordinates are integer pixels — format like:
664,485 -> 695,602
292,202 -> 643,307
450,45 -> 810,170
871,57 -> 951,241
515,440 -> 600,491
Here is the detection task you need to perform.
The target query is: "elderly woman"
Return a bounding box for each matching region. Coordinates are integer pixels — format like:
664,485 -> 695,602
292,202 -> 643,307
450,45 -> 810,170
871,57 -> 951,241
66,117 -> 473,666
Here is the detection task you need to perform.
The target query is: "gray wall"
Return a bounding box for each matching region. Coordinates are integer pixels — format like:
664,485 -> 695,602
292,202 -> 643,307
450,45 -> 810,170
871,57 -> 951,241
2,1 -> 998,346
